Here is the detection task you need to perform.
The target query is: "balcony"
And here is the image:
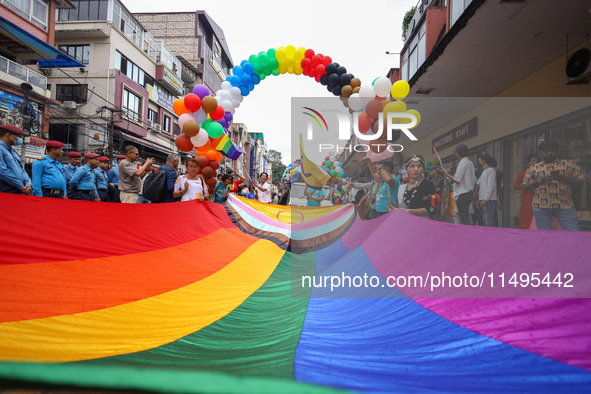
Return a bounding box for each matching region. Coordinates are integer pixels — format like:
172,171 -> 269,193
0,55 -> 47,89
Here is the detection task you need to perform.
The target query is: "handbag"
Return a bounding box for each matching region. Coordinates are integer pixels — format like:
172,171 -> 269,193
357,191 -> 371,220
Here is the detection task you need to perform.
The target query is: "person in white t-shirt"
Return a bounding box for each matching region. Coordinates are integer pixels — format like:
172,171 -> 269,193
253,172 -> 272,203
173,158 -> 208,202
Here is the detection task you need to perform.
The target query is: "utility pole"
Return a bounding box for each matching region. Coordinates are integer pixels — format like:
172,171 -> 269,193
19,83 -> 33,160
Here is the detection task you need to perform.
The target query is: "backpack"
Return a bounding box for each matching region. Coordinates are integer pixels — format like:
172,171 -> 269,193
142,168 -> 175,203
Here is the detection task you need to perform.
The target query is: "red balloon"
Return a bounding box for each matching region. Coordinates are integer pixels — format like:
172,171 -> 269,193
175,134 -> 193,152
301,58 -> 311,70
308,66 -> 316,78
358,114 -> 372,134
205,177 -> 217,189
202,166 -> 214,178
209,160 -> 219,170
315,64 -> 326,76
366,99 -> 383,119
311,54 -> 322,67
322,56 -> 332,66
322,161 -> 326,166
302,68 -> 309,76
305,49 -> 315,59
197,156 -> 210,168
315,74 -> 321,83
210,105 -> 225,121
184,93 -> 201,112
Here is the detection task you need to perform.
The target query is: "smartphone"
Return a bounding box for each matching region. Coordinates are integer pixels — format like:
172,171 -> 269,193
550,170 -> 560,176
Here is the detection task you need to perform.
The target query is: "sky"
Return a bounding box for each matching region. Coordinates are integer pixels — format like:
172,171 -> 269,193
124,0 -> 418,164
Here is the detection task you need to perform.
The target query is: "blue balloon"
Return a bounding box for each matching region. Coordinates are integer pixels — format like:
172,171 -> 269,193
243,62 -> 254,75
248,83 -> 255,91
240,60 -> 248,67
233,65 -> 244,76
240,85 -> 250,96
395,170 -> 400,175
240,74 -> 252,85
229,75 -> 241,87
251,74 -> 261,85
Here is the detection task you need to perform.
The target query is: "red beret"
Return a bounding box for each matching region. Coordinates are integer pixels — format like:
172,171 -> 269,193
46,140 -> 64,148
98,156 -> 110,162
116,155 -> 125,159
84,153 -> 100,159
0,124 -> 25,136
68,152 -> 81,158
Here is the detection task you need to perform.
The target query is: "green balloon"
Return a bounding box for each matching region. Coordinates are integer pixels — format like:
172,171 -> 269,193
207,122 -> 224,139
248,54 -> 259,65
330,169 -> 336,176
260,73 -> 266,81
270,58 -> 279,69
326,160 -> 331,166
201,119 -> 213,130
337,172 -> 343,178
267,48 -> 277,58
253,64 -> 263,76
258,54 -> 269,66
426,161 -> 433,168
264,66 -> 272,76
272,69 -> 280,76
372,77 -> 379,85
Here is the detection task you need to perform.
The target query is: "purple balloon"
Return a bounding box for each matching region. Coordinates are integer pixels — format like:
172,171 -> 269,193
218,118 -> 229,128
224,111 -> 233,122
192,84 -> 210,99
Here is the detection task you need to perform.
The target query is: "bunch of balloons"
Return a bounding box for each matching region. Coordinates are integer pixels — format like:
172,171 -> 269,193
321,155 -> 345,185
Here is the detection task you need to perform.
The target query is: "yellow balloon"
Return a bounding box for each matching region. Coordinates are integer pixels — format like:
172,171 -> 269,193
286,56 -> 295,68
290,169 -> 296,175
400,109 -> 421,129
383,100 -> 407,115
288,67 -> 294,74
286,45 -> 296,56
293,65 -> 303,75
278,64 -> 288,74
275,48 -> 286,62
391,80 -> 410,100
295,49 -> 305,63
432,157 -> 439,165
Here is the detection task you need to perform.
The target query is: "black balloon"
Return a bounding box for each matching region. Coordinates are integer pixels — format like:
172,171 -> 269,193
333,62 -> 340,68
339,73 -> 351,86
325,63 -> 337,75
387,129 -> 401,143
320,74 -> 329,86
348,73 -> 355,80
332,85 -> 342,96
336,66 -> 347,76
327,84 -> 334,93
328,73 -> 340,86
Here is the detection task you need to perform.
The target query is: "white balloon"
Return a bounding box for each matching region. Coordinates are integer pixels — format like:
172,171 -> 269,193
216,89 -> 223,98
221,100 -> 233,112
359,85 -> 375,103
221,81 -> 232,91
190,128 -> 209,148
238,95 -> 244,102
231,98 -> 241,108
220,90 -> 231,101
335,167 -> 342,173
230,87 -> 242,99
348,93 -> 363,111
330,156 -> 336,162
192,108 -> 208,124
373,77 -> 392,98
229,107 -> 235,114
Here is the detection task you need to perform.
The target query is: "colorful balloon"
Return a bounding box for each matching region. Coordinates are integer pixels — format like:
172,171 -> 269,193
201,96 -> 218,113
182,120 -> 200,138
192,84 -> 210,99
175,134 -> 193,152
391,80 -> 410,100
173,99 -> 189,116
183,94 -> 201,112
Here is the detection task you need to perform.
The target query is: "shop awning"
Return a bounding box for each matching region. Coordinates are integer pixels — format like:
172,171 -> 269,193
0,16 -> 85,68
118,132 -> 176,156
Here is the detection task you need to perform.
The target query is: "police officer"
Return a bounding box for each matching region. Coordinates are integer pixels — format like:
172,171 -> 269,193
94,156 -> 110,202
63,151 -> 81,199
0,124 -> 31,195
108,154 -> 125,202
69,152 -> 100,201
31,140 -> 67,199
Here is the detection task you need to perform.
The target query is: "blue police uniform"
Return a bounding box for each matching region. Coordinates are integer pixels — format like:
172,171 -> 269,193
69,164 -> 98,201
63,163 -> 78,199
32,155 -> 67,198
0,140 -> 31,194
94,167 -> 109,202
108,164 -> 121,202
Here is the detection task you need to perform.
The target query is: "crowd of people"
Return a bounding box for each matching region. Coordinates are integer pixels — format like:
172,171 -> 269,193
346,141 -> 585,231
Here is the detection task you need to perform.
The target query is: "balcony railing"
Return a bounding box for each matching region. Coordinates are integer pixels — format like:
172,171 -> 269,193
0,55 -> 47,89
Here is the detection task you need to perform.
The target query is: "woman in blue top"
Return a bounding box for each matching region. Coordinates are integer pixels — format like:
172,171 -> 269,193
304,186 -> 325,207
361,157 -> 399,219
214,174 -> 232,203
245,185 -> 256,200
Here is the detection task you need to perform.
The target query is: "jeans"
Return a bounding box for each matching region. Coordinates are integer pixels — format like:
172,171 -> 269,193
139,194 -> 151,204
483,200 -> 497,227
456,192 -> 473,225
533,207 -> 579,231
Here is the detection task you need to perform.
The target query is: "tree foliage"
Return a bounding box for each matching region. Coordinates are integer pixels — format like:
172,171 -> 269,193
402,6 -> 417,40
267,149 -> 287,181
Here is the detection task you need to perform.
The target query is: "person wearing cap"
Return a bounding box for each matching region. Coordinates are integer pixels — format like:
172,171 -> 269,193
63,151 -> 81,199
69,153 -> 100,201
108,155 -> 125,202
523,140 -> 585,231
0,124 -> 31,195
31,141 -> 67,199
439,144 -> 476,225
94,157 -> 110,202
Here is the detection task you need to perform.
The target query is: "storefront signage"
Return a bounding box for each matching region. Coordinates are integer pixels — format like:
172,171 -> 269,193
146,84 -> 174,114
432,117 -> 478,151
25,137 -> 46,158
156,66 -> 183,96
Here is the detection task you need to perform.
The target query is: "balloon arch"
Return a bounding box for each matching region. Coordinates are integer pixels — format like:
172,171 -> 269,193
171,45 -> 419,190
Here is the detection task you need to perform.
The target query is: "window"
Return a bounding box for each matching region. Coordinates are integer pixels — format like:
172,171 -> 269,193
58,45 -> 90,65
115,51 -> 145,86
112,0 -> 144,48
57,0 -> 108,21
122,88 -> 142,123
56,84 -> 88,103
162,114 -> 171,134
148,109 -> 157,123
2,0 -> 48,30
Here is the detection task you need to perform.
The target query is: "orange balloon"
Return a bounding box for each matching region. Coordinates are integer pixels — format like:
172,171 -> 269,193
195,150 -> 206,156
173,99 -> 189,116
381,100 -> 390,109
341,85 -> 352,97
201,96 -> 218,113
196,140 -> 211,152
206,149 -> 218,161
350,78 -> 361,88
214,151 -> 222,162
175,134 -> 193,152
352,86 -> 360,94
182,120 -> 200,137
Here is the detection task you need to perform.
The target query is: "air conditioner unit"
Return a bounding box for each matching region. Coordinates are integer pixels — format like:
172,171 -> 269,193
566,44 -> 591,84
147,120 -> 155,130
154,124 -> 162,132
62,101 -> 77,109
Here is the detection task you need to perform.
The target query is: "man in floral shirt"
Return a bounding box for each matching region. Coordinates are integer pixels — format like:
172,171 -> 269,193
523,140 -> 585,231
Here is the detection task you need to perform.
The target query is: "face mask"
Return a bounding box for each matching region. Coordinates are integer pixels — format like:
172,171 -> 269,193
13,137 -> 23,146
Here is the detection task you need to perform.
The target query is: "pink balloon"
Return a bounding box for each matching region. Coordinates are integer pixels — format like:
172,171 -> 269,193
178,113 -> 194,129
